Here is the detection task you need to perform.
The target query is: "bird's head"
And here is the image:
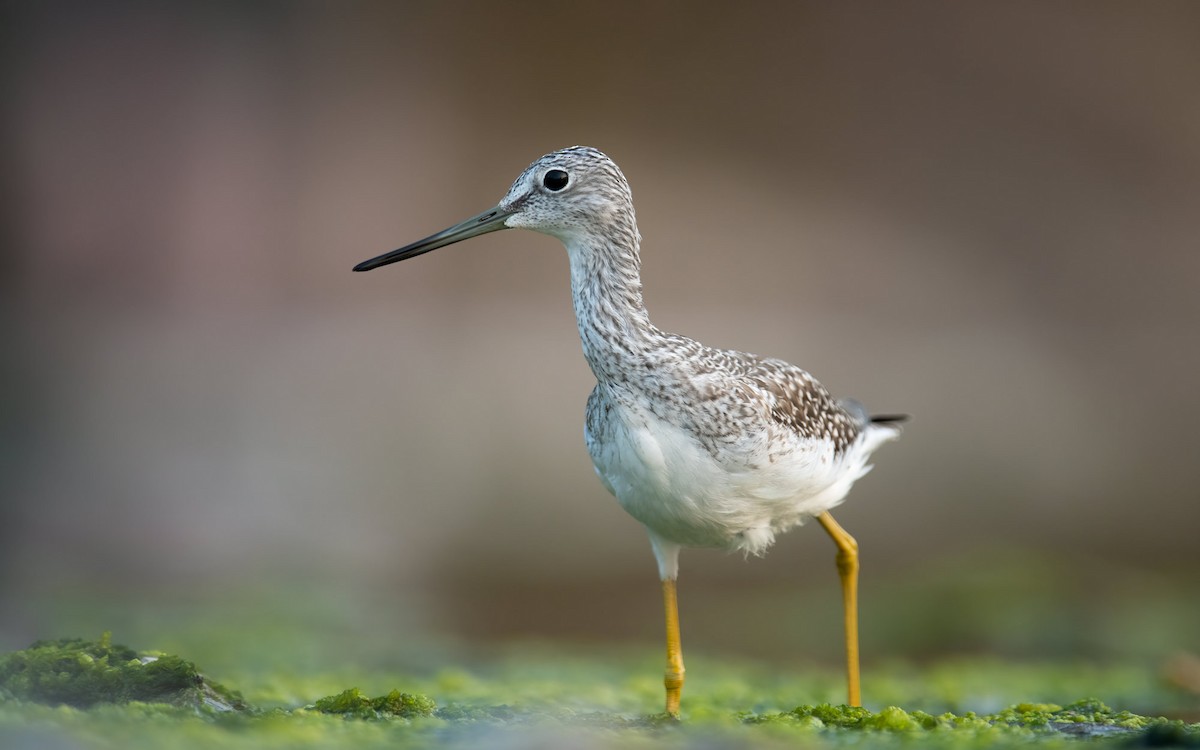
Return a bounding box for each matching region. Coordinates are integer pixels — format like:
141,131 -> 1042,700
354,146 -> 635,272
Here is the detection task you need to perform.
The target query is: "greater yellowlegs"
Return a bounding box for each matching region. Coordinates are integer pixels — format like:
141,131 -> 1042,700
354,146 -> 905,715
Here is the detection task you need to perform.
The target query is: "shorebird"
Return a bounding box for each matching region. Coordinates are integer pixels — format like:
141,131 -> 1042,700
354,146 -> 905,715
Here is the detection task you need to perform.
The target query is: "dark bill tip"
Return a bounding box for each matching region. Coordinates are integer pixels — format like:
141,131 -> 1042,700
352,205 -> 513,273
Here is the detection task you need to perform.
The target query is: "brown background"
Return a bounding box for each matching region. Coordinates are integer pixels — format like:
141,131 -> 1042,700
2,2 -> 1197,664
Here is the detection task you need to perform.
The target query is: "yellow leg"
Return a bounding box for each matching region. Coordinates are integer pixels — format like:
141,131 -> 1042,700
662,578 -> 686,715
816,512 -> 861,706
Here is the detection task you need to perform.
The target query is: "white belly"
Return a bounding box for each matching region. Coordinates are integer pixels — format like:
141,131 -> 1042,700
587,400 -> 864,556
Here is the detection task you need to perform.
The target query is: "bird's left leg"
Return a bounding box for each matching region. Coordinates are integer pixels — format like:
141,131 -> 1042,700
816,511 -> 861,706
649,533 -> 685,715
661,577 -> 685,716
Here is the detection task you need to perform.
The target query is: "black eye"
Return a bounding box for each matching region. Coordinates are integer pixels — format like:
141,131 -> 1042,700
543,169 -> 569,191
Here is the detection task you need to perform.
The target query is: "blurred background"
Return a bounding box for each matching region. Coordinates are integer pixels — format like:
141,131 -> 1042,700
2,0 -> 1197,690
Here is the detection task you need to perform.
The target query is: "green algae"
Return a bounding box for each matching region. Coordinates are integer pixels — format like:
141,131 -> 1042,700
741,700 -> 1200,741
311,687 -> 436,719
3,635 -> 1200,749
0,634 -> 244,712
992,698 -> 1149,729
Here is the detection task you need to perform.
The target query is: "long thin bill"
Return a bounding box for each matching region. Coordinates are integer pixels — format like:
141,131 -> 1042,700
353,205 -> 514,272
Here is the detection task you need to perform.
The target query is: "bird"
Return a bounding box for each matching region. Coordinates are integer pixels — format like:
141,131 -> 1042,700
353,146 -> 905,715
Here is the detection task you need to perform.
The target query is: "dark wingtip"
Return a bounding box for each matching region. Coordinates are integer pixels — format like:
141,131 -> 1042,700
870,414 -> 910,424
352,261 -> 374,272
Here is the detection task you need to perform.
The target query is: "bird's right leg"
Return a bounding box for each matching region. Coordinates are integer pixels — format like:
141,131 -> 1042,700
661,577 -> 685,715
816,511 -> 861,706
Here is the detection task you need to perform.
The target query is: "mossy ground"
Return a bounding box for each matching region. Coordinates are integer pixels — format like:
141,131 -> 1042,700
3,556 -> 1196,749
2,635 -> 1197,749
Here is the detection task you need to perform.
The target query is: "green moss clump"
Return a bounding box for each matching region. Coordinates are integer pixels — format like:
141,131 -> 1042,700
376,689 -> 436,717
993,698 -> 1149,729
0,634 -> 244,712
312,687 -> 372,715
313,687 -> 435,719
773,704 -> 925,732
743,699 -> 1195,739
867,705 -> 922,731
906,709 -> 992,731
786,703 -> 874,729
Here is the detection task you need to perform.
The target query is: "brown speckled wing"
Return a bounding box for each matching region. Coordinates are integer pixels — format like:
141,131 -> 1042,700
742,356 -> 863,454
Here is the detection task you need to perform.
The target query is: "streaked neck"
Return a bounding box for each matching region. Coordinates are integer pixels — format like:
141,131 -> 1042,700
565,229 -> 661,384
